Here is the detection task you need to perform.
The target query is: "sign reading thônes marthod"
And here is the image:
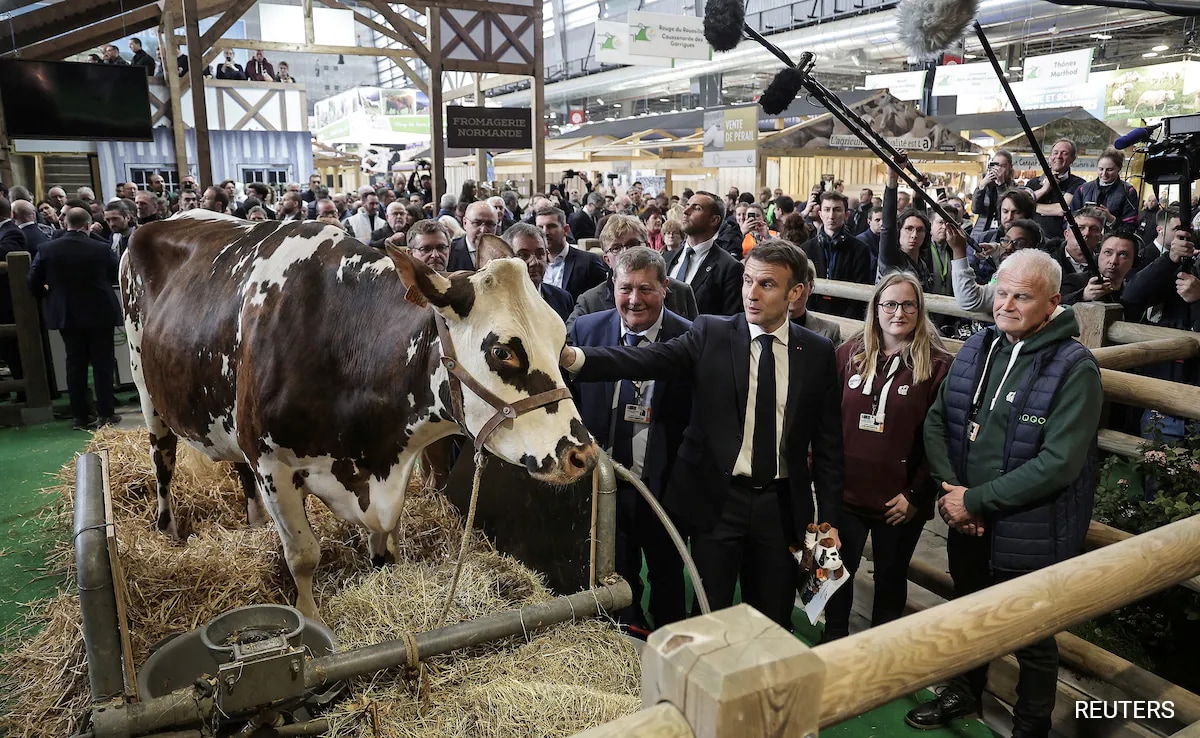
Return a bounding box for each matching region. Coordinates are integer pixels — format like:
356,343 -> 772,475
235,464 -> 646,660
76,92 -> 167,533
446,106 -> 532,150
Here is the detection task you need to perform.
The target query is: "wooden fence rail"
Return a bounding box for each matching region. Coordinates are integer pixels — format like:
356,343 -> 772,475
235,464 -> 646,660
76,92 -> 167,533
572,515 -> 1200,737
1,251 -> 51,426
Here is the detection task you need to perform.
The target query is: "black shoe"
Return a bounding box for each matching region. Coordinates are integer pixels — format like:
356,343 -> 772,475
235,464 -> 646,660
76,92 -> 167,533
904,686 -> 980,730
96,415 -> 121,428
73,418 -> 98,431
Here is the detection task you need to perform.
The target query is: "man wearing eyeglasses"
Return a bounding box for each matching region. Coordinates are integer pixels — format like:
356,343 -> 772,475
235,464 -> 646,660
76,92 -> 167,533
403,220 -> 452,274
448,201 -> 497,271
502,222 -> 574,320
566,215 -> 698,333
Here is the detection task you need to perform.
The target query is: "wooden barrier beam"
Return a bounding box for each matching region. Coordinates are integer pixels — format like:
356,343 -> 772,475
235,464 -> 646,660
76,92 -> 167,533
1086,521 -> 1200,594
1101,368 -> 1200,422
811,515 -> 1200,727
1172,720 -> 1200,738
1098,428 -> 1148,458
1092,338 -> 1199,371
570,702 -> 693,738
5,252 -> 50,424
907,556 -> 1200,725
1109,321 -> 1200,348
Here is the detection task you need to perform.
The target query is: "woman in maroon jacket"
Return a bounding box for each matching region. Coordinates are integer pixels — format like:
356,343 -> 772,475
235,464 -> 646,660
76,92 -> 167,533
822,271 -> 952,641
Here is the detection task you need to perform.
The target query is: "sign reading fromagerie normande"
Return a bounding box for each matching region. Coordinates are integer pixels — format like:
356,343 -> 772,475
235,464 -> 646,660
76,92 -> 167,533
446,106 -> 532,149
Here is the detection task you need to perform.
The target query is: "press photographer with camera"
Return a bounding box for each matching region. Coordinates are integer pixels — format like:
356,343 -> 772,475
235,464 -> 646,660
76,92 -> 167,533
970,151 -> 1017,242
406,160 -> 433,205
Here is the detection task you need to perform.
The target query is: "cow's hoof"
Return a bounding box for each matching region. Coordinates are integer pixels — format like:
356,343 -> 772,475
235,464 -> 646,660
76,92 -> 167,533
371,553 -> 387,569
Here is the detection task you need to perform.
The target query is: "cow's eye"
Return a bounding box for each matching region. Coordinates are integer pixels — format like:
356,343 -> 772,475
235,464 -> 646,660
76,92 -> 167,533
491,346 -> 512,362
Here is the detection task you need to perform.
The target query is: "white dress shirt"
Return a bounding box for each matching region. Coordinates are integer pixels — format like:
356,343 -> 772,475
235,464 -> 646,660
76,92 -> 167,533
732,320 -> 790,480
672,235 -> 716,284
612,312 -> 664,478
545,247 -> 567,289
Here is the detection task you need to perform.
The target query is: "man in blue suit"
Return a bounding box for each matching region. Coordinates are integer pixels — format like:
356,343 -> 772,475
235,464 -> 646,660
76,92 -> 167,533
569,247 -> 692,633
561,240 -> 844,629
27,207 -> 123,429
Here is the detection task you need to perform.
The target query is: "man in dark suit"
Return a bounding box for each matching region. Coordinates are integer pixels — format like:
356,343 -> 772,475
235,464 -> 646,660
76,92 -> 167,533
569,192 -> 604,242
447,201 -> 496,271
101,200 -> 137,258
502,222 -> 573,320
562,239 -> 844,628
801,191 -> 874,318
12,199 -> 48,257
569,246 -> 692,633
664,192 -> 744,316
27,207 -> 123,429
0,197 -> 30,397
534,205 -> 609,302
566,214 -> 698,333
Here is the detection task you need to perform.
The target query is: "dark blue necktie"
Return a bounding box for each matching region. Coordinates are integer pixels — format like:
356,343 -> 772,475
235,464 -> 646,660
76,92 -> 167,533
612,332 -> 645,467
751,333 -> 777,485
676,246 -> 695,282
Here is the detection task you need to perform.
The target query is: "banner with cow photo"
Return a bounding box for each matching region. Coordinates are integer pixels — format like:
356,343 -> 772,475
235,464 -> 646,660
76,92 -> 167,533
1092,61 -> 1200,127
760,91 -> 982,155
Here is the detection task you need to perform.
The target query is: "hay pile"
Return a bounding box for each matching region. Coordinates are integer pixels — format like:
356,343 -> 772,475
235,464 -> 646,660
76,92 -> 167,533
0,428 -> 639,738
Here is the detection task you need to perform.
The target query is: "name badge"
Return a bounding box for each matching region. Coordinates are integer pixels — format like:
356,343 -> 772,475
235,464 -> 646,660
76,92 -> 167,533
858,413 -> 884,433
967,421 -> 981,441
624,404 -> 651,424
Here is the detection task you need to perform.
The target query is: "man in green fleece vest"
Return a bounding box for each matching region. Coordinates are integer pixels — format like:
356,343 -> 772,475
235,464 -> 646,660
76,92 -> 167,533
907,248 -> 1103,737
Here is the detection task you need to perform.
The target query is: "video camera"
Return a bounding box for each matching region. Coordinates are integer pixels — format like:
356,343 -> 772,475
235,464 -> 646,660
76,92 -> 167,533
1142,112 -> 1199,269
416,159 -> 431,170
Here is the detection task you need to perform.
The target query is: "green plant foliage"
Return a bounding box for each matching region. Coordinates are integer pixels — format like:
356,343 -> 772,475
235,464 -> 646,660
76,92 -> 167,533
1082,428 -> 1200,691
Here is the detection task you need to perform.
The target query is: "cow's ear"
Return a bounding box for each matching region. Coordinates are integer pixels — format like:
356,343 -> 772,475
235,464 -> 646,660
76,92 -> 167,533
476,234 -> 514,269
386,243 -> 475,317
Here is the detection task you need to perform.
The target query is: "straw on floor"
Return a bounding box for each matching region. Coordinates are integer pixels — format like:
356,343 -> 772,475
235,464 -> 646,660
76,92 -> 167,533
0,427 -> 639,738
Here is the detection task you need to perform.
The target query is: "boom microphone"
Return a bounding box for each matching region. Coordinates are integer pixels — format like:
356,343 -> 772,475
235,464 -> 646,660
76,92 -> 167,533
1113,124 -> 1163,150
895,0 -> 980,58
760,68 -> 806,116
704,0 -> 747,52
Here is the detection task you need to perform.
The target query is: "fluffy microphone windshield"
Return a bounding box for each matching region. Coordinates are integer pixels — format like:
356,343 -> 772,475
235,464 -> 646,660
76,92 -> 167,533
895,0 -> 980,58
704,0 -> 746,52
760,67 -> 806,116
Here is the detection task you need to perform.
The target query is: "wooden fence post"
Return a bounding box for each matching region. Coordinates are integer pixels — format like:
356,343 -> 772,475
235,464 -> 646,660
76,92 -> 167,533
641,604 -> 825,738
1073,302 -> 1122,350
6,252 -> 51,424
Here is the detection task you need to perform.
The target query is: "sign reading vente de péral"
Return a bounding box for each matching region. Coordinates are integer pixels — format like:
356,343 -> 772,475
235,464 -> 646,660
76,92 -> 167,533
446,106 -> 533,150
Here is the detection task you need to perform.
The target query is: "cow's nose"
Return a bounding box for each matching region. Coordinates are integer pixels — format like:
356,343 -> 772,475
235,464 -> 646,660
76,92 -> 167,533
565,444 -> 597,473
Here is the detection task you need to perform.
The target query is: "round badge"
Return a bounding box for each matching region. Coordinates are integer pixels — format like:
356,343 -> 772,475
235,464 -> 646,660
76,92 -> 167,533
848,374 -> 862,390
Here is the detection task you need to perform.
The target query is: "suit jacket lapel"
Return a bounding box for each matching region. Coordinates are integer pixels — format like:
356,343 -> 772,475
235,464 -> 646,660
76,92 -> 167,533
602,311 -> 621,418
730,316 -> 750,427
784,322 -> 805,435
561,247 -> 576,291
690,248 -> 719,290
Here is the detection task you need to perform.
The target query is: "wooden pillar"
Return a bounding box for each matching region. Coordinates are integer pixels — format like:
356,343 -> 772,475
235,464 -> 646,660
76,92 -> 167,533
182,0 -> 212,187
531,0 -> 545,194
5,252 -> 51,424
428,5 -> 445,208
302,0 -> 315,45
0,90 -> 14,191
160,6 -> 190,182
474,73 -> 487,184
1073,301 -> 1122,350
642,604 -> 825,738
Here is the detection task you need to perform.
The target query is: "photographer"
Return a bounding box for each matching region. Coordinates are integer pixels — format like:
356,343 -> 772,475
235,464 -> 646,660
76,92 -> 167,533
406,161 -> 434,205
215,50 -> 246,80
970,151 -> 1017,242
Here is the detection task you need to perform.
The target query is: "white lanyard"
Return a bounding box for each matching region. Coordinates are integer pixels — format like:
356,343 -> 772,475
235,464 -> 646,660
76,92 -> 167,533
863,354 -> 902,421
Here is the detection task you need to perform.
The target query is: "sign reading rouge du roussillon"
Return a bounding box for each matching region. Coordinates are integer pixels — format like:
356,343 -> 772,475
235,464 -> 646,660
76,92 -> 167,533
446,106 -> 533,150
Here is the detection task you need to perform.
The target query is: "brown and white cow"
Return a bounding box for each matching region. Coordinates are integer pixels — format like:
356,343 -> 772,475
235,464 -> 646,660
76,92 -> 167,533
120,210 -> 597,618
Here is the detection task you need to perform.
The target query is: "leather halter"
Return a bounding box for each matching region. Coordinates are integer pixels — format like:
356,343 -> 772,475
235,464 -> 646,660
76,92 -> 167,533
433,310 -> 572,454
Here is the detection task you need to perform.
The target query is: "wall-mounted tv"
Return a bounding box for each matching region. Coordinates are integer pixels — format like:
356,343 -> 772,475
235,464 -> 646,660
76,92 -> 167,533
0,59 -> 153,141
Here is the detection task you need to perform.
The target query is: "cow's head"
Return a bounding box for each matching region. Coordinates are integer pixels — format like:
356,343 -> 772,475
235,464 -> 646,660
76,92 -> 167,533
388,241 -> 598,484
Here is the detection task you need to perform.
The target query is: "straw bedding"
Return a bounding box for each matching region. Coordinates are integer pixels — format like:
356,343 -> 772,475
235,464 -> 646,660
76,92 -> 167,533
0,427 -> 639,737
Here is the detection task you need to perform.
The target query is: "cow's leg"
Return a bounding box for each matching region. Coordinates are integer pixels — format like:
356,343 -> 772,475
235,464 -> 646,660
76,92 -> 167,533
234,462 -> 269,527
418,436 -> 457,489
148,416 -> 180,539
368,454 -> 418,567
258,461 -> 322,620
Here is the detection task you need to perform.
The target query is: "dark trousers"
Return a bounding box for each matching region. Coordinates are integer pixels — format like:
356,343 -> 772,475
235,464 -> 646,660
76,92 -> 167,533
823,509 -> 925,639
689,479 -> 797,629
0,336 -> 21,384
947,530 -> 1059,733
615,481 -> 687,629
61,327 -> 115,421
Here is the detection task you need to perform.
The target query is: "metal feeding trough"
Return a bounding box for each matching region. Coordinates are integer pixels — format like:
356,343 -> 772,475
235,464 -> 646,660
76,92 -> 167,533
138,604 -> 341,713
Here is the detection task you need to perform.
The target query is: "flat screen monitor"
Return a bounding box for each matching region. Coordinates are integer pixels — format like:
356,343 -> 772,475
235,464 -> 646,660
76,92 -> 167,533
0,59 -> 153,141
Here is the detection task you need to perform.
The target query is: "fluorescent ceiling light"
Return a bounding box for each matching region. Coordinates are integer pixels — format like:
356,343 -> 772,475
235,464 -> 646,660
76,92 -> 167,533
596,97 -> 604,104
1090,32 -> 1112,40
1143,51 -> 1159,57
1152,44 -> 1169,51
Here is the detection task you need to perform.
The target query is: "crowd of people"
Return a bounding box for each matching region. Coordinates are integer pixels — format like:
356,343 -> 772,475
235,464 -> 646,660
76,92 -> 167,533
2,135 -> 1197,738
88,40 -> 297,84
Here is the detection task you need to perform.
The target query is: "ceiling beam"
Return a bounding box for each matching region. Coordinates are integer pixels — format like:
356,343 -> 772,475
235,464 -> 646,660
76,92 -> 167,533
198,0 -> 259,57
8,5 -> 162,60
179,36 -> 417,60
5,0 -> 159,51
315,0 -> 429,73
359,0 -> 429,65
